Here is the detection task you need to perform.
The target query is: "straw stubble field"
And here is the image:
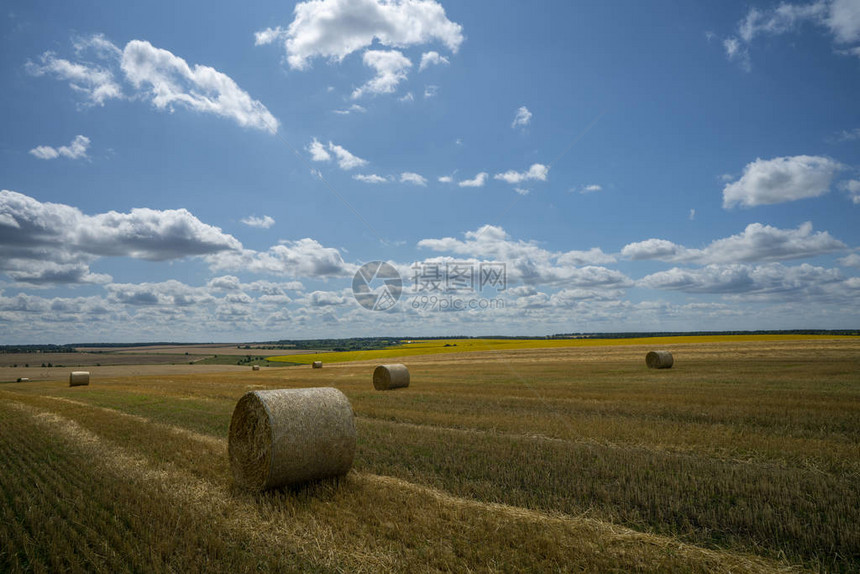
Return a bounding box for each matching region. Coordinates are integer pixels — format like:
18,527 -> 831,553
0,337 -> 858,572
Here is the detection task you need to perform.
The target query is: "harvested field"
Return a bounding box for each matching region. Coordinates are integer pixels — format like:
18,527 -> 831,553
1,336 -> 858,572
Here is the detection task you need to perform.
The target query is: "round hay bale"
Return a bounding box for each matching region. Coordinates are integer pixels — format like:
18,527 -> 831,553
251,365 -> 260,371
373,364 -> 410,390
312,361 -> 323,369
69,371 -> 90,386
646,351 -> 674,369
228,387 -> 356,491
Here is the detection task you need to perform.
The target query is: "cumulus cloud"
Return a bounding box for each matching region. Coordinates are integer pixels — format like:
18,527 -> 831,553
354,173 -> 389,183
352,49 -> 412,98
26,52 -> 122,105
308,138 -> 332,162
255,0 -> 464,70
722,0 -> 860,67
121,40 -> 279,133
333,104 -> 366,115
0,190 -> 241,285
557,248 -> 617,265
639,262 -> 845,300
839,179 -> 860,203
28,35 -> 278,132
29,135 -> 90,160
241,215 -> 275,229
575,184 -> 602,194
207,238 -> 356,278
400,172 -> 427,186
438,175 -> 454,183
622,222 -> 845,264
328,142 -> 368,169
107,279 -> 215,307
418,224 -> 631,288
419,50 -> 449,71
722,155 -> 842,208
494,163 -> 549,185
511,106 -> 532,129
308,139 -> 367,169
838,253 -> 860,267
458,172 -> 487,187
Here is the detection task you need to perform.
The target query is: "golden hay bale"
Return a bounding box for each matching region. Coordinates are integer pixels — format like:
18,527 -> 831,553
312,361 -> 323,369
373,364 -> 410,390
69,371 -> 90,386
646,351 -> 674,369
228,387 -> 356,491
251,365 -> 260,371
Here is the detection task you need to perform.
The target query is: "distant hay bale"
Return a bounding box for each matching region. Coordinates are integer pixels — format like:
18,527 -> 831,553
69,371 -> 90,386
251,365 -> 260,371
16,377 -> 29,383
373,364 -> 410,390
228,387 -> 356,491
312,361 -> 323,369
646,351 -> 674,369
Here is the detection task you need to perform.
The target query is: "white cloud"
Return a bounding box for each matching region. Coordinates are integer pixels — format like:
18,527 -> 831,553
722,155 -> 842,208
689,209 -> 696,221
306,290 -> 349,307
556,248 -> 617,266
26,52 -> 122,105
423,84 -> 438,98
308,138 -> 332,162
826,0 -> 860,43
333,104 -> 367,115
0,190 -> 241,285
309,139 -> 367,169
207,238 -> 356,278
639,262 -> 846,300
354,173 -> 389,184
458,172 -> 488,187
73,33 -> 123,60
400,172 -> 427,186
438,175 -> 454,183
834,127 -> 860,141
399,92 -> 415,102
29,135 -> 90,160
107,279 -> 215,307
419,50 -> 450,71
723,0 -> 860,67
494,163 -> 549,184
838,253 -> 860,267
255,0 -> 464,71
575,184 -> 602,194
328,142 -> 368,169
511,106 -> 532,129
121,40 -> 279,133
29,35 -> 278,132
352,49 -> 412,98
241,215 -> 275,229
514,188 -> 530,196
621,222 -> 845,264
417,224 -> 632,288
839,179 -> 860,203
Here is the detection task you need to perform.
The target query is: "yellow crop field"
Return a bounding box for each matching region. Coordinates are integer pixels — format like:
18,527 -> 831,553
267,333 -> 855,364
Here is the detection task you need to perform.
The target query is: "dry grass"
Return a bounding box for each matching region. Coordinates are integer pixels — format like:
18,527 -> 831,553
1,337 -> 857,572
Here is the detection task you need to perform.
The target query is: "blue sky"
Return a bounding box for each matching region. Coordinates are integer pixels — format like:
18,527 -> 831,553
1,0 -> 859,343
